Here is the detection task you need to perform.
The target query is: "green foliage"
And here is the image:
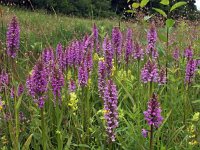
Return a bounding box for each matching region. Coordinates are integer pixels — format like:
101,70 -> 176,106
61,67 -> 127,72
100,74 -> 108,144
132,3 -> 140,9
153,0 -> 187,18
1,0 -> 198,19
22,134 -> 33,150
170,1 -> 187,12
160,0 -> 169,5
166,19 -> 175,28
4,0 -> 114,18
153,7 -> 167,17
125,0 -> 198,20
140,0 -> 150,8
131,0 -> 150,9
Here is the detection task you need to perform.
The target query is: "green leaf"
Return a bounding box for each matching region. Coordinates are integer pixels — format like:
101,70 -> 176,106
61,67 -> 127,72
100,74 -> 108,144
153,8 -> 167,18
192,84 -> 200,88
132,3 -> 140,9
125,10 -> 135,13
72,144 -> 90,148
160,144 -> 167,150
166,19 -> 175,28
155,110 -> 172,148
115,77 -> 135,106
192,100 -> 200,104
22,134 -> 33,150
160,0 -> 169,5
156,110 -> 172,137
158,32 -> 167,42
157,44 -> 166,56
170,2 -> 187,12
166,125 -> 185,146
64,134 -> 73,150
140,0 -> 149,8
16,96 -> 23,110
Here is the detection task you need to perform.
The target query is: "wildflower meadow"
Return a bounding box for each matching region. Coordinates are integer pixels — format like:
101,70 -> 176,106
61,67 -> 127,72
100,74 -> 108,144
0,4 -> 200,150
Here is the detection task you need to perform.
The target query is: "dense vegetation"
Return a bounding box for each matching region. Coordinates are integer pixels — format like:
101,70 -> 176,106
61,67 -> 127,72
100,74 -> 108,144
1,0 -> 199,19
0,5 -> 200,150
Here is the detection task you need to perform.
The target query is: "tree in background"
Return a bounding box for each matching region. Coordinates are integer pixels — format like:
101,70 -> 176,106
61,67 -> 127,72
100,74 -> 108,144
111,0 -> 129,14
121,0 -> 198,20
173,0 -> 198,20
0,0 -> 199,19
92,0 -> 114,17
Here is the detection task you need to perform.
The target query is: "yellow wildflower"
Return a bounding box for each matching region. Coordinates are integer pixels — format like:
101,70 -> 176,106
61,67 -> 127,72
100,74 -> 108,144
118,70 -> 125,79
67,71 -> 72,80
188,124 -> 195,133
93,53 -> 99,61
56,130 -> 61,135
0,101 -> 5,111
192,112 -> 200,122
29,70 -> 33,76
103,109 -> 110,115
99,57 -> 104,61
96,109 -> 105,120
118,108 -> 124,119
189,134 -> 195,138
1,136 -> 8,145
112,66 -> 116,76
68,92 -> 78,111
189,140 -> 198,145
88,78 -> 92,87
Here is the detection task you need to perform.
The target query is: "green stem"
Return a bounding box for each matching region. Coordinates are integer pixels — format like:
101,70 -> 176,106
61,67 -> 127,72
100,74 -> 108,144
137,60 -> 141,106
86,86 -> 90,143
10,59 -> 20,149
81,87 -> 86,143
5,92 -> 17,149
57,129 -> 62,150
41,108 -> 47,150
184,84 -> 193,124
166,27 -> 169,84
4,85 -> 11,147
83,88 -> 86,132
137,60 -> 140,82
56,96 -> 62,150
115,53 -> 118,71
15,98 -> 19,150
150,125 -> 154,150
184,84 -> 189,125
8,120 -> 16,149
149,82 -> 153,98
108,141 -> 113,150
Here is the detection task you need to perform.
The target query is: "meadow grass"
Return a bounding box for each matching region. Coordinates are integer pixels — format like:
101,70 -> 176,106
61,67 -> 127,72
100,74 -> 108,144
1,6 -> 199,54
1,6 -> 125,49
